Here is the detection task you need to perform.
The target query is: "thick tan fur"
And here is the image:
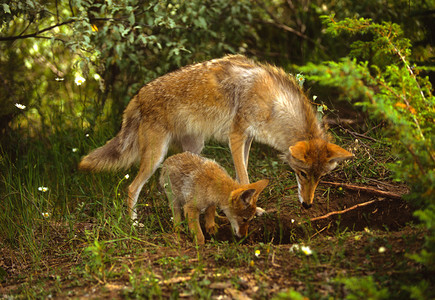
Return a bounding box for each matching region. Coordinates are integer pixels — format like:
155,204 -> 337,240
78,96 -> 142,171
160,152 -> 269,244
79,55 -> 352,218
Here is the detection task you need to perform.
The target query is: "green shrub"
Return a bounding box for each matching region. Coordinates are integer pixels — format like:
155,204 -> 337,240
337,276 -> 390,300
300,15 -> 434,270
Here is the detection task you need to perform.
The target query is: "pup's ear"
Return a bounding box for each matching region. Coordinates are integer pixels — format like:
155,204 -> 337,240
327,143 -> 354,162
289,141 -> 309,162
240,189 -> 256,206
250,179 -> 269,194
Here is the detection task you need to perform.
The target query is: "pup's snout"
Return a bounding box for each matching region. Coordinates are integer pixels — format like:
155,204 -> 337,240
302,202 -> 312,209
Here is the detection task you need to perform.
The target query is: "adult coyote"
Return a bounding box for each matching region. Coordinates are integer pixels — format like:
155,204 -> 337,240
79,55 -> 353,219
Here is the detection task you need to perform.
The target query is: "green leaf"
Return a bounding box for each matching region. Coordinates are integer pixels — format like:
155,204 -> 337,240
128,13 -> 135,26
26,0 -> 35,9
195,16 -> 207,29
2,3 -> 11,14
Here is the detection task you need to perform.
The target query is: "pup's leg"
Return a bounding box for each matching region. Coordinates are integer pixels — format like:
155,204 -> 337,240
184,204 -> 205,245
204,205 -> 217,235
172,198 -> 183,231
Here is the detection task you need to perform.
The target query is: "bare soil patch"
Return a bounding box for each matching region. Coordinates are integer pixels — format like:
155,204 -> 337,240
213,181 -> 414,245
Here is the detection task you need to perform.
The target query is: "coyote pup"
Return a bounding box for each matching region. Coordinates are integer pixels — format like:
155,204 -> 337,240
79,55 -> 352,219
160,152 -> 269,245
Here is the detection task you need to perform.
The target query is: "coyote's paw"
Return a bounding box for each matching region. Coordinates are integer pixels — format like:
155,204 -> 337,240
205,223 -> 219,235
256,206 -> 266,216
195,234 -> 205,245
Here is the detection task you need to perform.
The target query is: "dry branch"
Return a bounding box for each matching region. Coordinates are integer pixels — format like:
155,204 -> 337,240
310,198 -> 381,222
320,181 -> 404,199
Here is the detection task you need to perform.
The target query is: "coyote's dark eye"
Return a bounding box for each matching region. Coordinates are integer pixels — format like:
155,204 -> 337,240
242,217 -> 249,223
299,171 -> 308,179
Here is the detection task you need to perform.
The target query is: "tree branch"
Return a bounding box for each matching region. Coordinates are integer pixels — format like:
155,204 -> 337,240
253,0 -> 325,50
0,20 -> 75,42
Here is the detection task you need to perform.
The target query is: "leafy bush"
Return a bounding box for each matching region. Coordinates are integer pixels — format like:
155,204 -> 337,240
300,15 -> 434,269
337,276 -> 390,300
0,0 -> 255,133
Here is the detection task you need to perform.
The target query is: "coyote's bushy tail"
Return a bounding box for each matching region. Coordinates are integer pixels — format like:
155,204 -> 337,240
79,97 -> 141,172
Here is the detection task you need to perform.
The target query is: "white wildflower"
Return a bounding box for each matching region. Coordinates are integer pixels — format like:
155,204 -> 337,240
15,103 -> 26,110
72,148 -> 78,153
296,73 -> 305,86
301,246 -> 313,256
42,212 -> 50,218
125,174 -> 130,179
74,75 -> 86,86
378,246 -> 386,253
38,186 -> 49,192
290,244 -> 313,256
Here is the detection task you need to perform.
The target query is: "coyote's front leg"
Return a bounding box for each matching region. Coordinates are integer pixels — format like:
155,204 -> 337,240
230,129 -> 266,216
229,130 -> 250,185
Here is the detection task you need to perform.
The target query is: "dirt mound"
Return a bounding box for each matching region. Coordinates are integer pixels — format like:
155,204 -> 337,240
212,183 -> 414,245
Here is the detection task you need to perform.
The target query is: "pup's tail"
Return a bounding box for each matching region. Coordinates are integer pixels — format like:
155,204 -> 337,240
79,97 -> 141,172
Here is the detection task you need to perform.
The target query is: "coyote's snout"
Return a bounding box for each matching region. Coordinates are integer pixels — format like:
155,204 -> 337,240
79,55 -> 352,218
287,139 -> 353,209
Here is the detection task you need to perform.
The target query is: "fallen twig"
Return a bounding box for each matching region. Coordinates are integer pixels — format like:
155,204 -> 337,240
320,181 -> 403,199
310,199 -> 380,222
343,128 -> 380,142
284,184 -> 298,191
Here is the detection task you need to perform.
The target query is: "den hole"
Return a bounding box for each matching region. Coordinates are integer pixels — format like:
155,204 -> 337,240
209,190 -> 414,245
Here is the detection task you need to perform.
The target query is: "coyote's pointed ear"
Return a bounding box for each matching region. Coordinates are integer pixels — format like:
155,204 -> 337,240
238,179 -> 269,207
240,189 -> 256,206
289,141 -> 308,162
327,143 -> 353,162
250,179 -> 269,194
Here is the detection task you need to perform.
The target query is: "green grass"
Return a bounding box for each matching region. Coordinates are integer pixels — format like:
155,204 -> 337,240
0,118 -> 431,299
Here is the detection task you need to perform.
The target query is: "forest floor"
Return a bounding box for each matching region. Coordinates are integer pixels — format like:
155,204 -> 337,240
1,173 -> 429,299
1,101 -> 432,298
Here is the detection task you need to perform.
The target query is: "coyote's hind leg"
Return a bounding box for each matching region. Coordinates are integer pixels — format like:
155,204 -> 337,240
128,128 -> 170,220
